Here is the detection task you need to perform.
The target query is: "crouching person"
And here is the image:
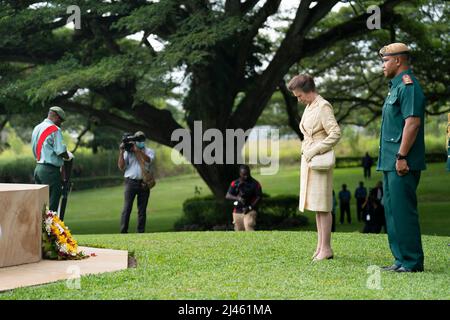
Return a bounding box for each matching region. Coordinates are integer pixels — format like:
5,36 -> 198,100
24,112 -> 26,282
226,165 -> 262,231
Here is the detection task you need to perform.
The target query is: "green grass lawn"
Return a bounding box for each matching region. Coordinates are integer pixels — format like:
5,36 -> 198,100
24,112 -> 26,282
1,232 -> 449,299
63,163 -> 449,236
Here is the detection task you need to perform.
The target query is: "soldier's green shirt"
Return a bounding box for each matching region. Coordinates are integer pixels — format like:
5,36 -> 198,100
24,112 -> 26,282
31,118 -> 67,167
377,69 -> 426,172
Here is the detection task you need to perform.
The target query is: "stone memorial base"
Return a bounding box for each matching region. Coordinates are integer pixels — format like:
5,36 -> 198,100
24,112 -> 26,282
0,184 -> 48,268
0,246 -> 129,291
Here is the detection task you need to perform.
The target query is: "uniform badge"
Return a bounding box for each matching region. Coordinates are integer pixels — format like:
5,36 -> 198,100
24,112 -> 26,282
402,74 -> 413,85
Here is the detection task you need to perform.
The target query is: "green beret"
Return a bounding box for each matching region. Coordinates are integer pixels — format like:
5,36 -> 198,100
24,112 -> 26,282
379,42 -> 410,58
49,106 -> 66,121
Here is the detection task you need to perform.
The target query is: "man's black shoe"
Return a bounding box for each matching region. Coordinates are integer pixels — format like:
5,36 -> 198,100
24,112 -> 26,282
381,264 -> 401,271
394,267 -> 423,273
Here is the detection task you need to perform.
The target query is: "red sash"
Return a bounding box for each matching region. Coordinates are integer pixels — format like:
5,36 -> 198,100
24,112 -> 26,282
36,125 -> 58,161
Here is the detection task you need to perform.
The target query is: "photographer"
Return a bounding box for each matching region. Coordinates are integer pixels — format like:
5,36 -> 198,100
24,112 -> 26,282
118,131 -> 155,233
225,165 -> 262,231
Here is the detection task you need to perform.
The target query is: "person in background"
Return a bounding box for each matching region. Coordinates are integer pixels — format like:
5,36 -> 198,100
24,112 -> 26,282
354,181 -> 367,222
339,184 -> 351,224
374,181 -> 384,205
362,152 -> 373,179
118,131 -> 155,233
362,188 -> 384,234
225,165 -> 262,231
373,180 -> 386,232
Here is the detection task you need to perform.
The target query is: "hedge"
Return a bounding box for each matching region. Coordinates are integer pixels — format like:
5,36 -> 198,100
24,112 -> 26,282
0,152 -> 446,188
0,149 -> 191,186
175,194 -> 308,231
70,176 -> 124,191
334,153 -> 446,168
0,151 -> 121,184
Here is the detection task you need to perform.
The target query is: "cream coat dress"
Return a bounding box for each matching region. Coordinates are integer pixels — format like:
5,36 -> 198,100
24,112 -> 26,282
299,95 -> 341,212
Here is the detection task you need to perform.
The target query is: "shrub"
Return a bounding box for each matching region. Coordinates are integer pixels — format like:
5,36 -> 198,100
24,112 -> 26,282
333,153 -> 446,169
71,176 -> 124,191
175,194 -> 308,231
0,148 -> 192,186
0,152 -> 121,184
0,156 -> 35,183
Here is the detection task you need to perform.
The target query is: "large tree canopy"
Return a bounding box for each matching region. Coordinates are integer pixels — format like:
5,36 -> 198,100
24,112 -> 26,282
259,0 -> 449,137
2,0 -> 443,200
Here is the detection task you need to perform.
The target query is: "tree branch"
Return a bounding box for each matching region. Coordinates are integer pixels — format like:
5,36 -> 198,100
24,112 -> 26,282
425,108 -> 450,116
71,122 -> 91,154
301,0 -> 405,59
230,0 -> 404,131
0,116 -> 9,132
225,0 -> 241,15
55,98 -> 183,148
89,18 -> 122,54
279,81 -> 303,141
140,32 -> 157,57
292,0 -> 338,37
340,112 -> 381,127
234,0 -> 282,82
241,0 -> 260,14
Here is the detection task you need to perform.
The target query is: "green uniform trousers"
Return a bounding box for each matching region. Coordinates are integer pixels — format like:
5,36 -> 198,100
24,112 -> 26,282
34,164 -> 62,212
383,170 -> 424,271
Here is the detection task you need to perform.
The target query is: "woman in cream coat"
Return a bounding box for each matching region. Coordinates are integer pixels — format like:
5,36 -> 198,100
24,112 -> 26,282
287,74 -> 341,261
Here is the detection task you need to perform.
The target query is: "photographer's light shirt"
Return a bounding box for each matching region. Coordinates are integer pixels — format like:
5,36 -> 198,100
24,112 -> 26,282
123,147 -> 155,180
31,118 -> 67,167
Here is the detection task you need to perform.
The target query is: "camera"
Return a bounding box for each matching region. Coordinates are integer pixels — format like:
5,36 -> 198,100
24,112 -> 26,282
233,189 -> 248,207
122,133 -> 144,152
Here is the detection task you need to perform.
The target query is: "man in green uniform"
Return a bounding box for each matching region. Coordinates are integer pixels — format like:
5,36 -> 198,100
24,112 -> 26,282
31,107 -> 73,212
377,43 -> 426,273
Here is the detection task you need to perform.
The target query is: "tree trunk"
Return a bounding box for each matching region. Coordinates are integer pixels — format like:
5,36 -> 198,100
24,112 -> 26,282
194,162 -> 240,201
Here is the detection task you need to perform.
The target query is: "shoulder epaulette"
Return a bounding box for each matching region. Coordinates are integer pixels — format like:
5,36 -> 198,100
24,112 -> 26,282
402,74 -> 413,85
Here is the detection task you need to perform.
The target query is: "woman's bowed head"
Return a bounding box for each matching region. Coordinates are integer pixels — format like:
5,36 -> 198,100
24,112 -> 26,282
287,74 -> 318,106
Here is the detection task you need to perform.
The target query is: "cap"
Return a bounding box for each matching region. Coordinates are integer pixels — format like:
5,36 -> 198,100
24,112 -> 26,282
134,131 -> 146,139
49,106 -> 66,121
379,43 -> 410,58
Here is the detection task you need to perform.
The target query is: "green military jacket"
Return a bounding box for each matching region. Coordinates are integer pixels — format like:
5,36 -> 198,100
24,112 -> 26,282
377,69 -> 426,172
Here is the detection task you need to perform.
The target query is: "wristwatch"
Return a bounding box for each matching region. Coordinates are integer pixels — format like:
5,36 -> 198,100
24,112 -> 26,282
396,153 -> 407,160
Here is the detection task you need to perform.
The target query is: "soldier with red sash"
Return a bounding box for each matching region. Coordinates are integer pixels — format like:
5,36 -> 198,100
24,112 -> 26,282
31,107 -> 73,211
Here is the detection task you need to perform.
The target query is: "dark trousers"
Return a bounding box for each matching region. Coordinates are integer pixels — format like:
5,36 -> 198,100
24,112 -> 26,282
120,178 -> 150,233
364,166 -> 371,178
356,199 -> 365,222
383,171 -> 424,271
34,164 -> 61,212
340,203 -> 351,224
363,223 -> 382,234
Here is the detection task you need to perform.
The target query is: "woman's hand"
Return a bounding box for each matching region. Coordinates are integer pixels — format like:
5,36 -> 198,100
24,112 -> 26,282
303,149 -> 316,162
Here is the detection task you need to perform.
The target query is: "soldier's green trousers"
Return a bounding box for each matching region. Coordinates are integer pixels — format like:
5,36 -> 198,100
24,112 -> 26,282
34,163 -> 62,212
383,170 -> 424,271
